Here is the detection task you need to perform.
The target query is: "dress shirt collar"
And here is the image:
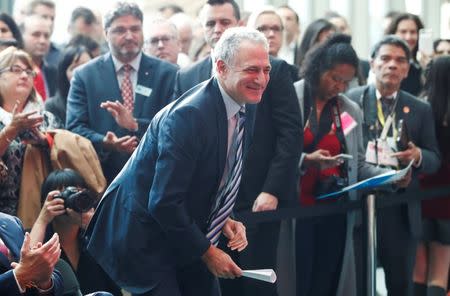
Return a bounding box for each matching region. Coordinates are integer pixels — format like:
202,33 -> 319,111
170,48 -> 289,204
376,89 -> 398,101
217,78 -> 244,120
112,52 -> 142,73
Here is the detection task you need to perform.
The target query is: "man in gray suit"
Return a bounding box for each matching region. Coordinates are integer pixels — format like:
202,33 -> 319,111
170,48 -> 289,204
346,35 -> 441,296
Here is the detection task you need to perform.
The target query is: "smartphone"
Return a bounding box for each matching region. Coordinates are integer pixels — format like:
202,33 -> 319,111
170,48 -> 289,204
418,28 -> 433,56
334,153 -> 353,160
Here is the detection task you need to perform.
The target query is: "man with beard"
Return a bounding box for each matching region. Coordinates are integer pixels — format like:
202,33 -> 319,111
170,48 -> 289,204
67,2 -> 178,183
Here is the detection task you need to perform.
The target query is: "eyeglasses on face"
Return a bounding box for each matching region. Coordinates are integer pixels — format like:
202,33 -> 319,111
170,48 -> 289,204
147,36 -> 175,46
0,65 -> 36,78
256,25 -> 283,33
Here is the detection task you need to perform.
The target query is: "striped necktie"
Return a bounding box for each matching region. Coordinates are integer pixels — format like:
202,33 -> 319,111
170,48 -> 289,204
206,107 -> 246,246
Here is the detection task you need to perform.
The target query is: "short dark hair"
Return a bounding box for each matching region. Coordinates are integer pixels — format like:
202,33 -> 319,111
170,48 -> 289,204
370,35 -> 411,61
433,38 -> 450,53
23,0 -> 55,15
103,2 -> 143,31
301,33 -> 358,95
206,0 -> 241,21
158,4 -> 184,14
277,5 -> 299,24
40,169 -> 87,203
0,13 -> 24,49
70,7 -> 96,26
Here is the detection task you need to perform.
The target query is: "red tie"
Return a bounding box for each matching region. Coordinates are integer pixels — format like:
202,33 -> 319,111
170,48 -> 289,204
34,66 -> 47,101
121,64 -> 134,112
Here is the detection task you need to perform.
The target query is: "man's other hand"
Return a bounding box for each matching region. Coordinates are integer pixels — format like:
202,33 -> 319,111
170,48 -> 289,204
201,245 -> 242,279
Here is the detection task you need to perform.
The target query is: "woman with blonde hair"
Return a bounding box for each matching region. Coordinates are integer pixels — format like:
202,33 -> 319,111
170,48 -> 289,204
0,46 -> 61,215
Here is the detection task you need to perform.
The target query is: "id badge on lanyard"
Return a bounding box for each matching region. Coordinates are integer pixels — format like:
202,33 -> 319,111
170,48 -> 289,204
365,99 -> 399,167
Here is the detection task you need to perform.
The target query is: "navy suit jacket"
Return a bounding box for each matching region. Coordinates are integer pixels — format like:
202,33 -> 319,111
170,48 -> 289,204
0,213 -> 63,296
174,56 -> 302,210
346,84 -> 441,237
86,78 -> 256,294
67,53 -> 178,182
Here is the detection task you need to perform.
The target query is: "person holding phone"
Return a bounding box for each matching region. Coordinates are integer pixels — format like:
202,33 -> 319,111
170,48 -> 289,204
293,34 -> 405,296
0,46 -> 61,216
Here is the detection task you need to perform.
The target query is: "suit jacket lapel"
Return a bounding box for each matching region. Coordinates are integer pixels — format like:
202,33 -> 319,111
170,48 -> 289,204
212,79 -> 227,196
134,55 -> 154,118
102,54 -> 122,103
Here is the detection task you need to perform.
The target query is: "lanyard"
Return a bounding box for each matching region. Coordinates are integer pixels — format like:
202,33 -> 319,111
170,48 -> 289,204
377,97 -> 398,141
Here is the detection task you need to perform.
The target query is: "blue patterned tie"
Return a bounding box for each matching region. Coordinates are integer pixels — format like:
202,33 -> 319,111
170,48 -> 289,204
206,107 -> 246,246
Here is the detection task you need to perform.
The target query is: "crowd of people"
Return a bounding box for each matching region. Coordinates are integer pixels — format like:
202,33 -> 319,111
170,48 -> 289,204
0,0 -> 449,296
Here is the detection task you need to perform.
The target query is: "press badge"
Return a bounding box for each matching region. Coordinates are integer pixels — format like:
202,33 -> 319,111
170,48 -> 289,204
331,111 -> 357,135
136,85 -> 152,97
365,138 -> 399,167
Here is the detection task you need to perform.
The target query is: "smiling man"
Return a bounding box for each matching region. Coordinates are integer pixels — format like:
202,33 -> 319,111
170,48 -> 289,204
173,2 -> 302,296
86,27 -> 269,296
66,2 -> 178,183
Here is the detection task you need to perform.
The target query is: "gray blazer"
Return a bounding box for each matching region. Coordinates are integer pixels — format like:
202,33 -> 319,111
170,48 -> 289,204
294,80 -> 387,296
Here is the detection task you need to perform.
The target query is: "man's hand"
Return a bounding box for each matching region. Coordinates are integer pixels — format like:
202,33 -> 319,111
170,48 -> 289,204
12,233 -> 61,290
391,141 -> 422,166
252,192 -> 278,212
304,149 -> 344,170
222,218 -> 248,252
103,131 -> 138,154
395,167 -> 412,188
100,100 -> 138,131
201,245 -> 242,279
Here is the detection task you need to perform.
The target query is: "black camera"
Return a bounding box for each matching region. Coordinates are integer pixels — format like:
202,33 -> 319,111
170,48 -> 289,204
314,175 -> 348,198
56,186 -> 95,213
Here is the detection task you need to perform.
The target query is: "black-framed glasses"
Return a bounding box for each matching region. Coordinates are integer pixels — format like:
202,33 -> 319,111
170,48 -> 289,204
147,36 -> 175,46
256,25 -> 283,33
0,65 -> 36,78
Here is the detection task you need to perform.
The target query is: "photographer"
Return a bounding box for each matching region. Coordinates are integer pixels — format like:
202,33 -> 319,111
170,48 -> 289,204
30,169 -> 121,295
293,34 -> 411,296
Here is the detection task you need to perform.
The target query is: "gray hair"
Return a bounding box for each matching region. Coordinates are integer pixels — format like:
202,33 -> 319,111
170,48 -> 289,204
145,18 -> 179,40
103,2 -> 143,31
214,27 -> 268,65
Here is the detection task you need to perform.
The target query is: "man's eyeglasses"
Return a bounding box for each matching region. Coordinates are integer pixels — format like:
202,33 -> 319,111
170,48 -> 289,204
256,25 -> 283,34
147,36 -> 175,46
0,65 -> 36,78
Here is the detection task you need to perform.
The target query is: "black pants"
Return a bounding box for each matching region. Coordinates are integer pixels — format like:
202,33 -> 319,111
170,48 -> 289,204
354,205 -> 418,296
133,259 -> 220,296
219,221 -> 281,296
295,214 -> 347,296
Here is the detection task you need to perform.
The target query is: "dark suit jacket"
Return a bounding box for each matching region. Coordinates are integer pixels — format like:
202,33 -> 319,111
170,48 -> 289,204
173,56 -> 302,210
42,62 -> 57,98
66,53 -> 178,182
346,84 -> 441,237
86,78 -> 256,294
0,213 -> 63,296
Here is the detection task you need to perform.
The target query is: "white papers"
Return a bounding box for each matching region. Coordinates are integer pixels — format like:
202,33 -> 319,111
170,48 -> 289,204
242,269 -> 277,283
317,160 -> 414,200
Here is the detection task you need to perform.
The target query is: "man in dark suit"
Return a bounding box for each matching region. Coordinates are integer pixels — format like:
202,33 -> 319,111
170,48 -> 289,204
173,1 -> 302,296
0,212 -> 62,295
86,27 -> 271,296
66,2 -> 178,183
346,35 -> 441,296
